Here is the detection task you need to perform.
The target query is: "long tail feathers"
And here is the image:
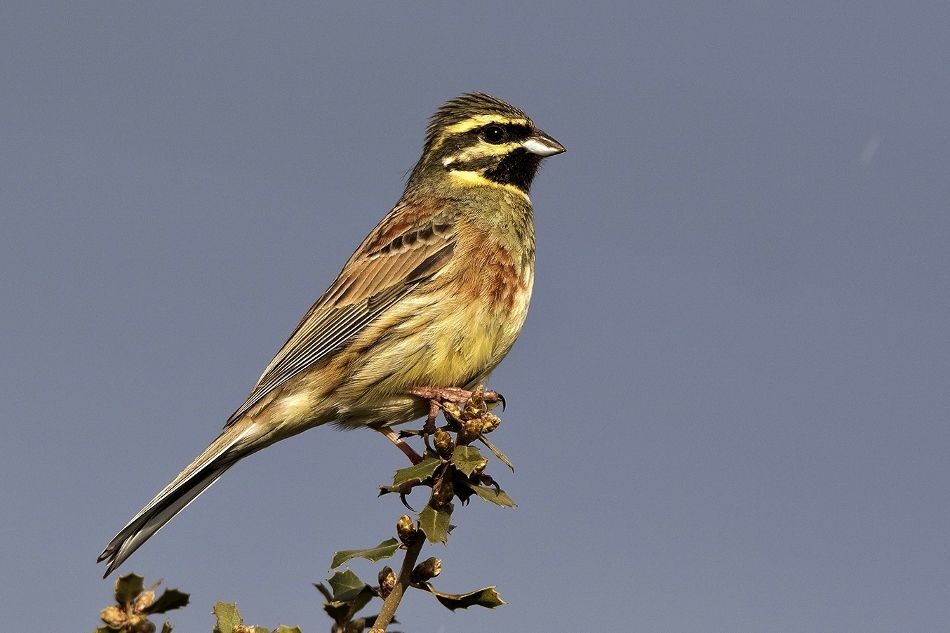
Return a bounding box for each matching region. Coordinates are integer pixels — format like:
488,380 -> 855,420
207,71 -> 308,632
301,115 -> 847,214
98,426 -> 252,577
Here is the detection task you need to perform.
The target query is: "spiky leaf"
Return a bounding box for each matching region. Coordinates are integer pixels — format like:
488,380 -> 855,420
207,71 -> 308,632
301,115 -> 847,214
322,600 -> 350,624
114,573 -> 145,605
418,503 -> 452,544
144,588 -> 190,614
331,538 -> 400,568
313,583 -> 333,601
328,569 -> 368,601
391,457 -> 441,487
419,583 -> 506,611
274,626 -> 303,633
479,435 -> 514,471
212,602 -> 242,633
466,483 -> 517,508
450,446 -> 488,477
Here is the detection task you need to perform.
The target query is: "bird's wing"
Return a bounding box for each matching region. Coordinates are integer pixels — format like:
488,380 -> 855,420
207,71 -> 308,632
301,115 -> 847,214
225,199 -> 456,426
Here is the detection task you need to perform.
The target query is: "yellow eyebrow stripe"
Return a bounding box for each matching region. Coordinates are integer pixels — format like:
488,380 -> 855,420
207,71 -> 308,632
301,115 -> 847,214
441,115 -> 530,136
429,116 -> 532,152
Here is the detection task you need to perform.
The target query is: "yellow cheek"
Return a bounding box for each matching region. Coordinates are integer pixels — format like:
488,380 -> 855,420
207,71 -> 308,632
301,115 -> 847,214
447,170 -> 530,200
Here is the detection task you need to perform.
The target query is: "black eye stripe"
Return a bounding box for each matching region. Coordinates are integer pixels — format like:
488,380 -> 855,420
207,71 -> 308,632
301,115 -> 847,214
441,123 -> 533,150
479,123 -> 532,141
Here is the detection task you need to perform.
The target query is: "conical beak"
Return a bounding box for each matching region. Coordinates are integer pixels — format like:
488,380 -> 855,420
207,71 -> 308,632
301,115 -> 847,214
522,129 -> 566,157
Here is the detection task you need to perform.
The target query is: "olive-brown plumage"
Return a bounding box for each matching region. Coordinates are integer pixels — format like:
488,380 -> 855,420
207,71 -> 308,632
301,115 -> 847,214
99,93 -> 564,575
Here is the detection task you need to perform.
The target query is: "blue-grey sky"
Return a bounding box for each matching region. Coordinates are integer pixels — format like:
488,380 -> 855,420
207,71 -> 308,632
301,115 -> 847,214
2,2 -> 949,632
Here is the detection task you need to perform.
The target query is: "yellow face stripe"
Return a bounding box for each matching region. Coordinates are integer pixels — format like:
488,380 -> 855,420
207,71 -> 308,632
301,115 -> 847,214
448,170 -> 530,200
442,141 -> 521,166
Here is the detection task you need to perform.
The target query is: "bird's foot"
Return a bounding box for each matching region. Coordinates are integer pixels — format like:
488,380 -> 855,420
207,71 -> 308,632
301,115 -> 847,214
382,386 -> 506,465
408,385 -> 505,413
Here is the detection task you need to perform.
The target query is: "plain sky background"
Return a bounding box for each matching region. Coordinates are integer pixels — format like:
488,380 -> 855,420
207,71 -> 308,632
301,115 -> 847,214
2,2 -> 949,632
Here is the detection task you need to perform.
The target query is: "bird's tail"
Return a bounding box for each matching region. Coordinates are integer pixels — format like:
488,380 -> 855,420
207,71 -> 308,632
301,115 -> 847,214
98,423 -> 259,577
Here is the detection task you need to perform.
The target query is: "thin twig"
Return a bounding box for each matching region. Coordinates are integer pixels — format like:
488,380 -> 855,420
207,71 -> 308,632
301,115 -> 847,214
369,536 -> 425,633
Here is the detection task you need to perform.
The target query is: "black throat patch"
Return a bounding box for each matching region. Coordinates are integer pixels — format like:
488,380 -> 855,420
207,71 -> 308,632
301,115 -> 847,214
483,148 -> 542,193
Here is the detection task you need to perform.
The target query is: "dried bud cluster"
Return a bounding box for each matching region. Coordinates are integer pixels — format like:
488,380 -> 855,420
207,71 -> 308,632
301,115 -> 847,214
410,557 -> 442,583
457,419 -> 482,445
396,514 -> 417,544
378,566 -> 396,599
430,471 -> 455,508
433,428 -> 454,457
99,583 -> 161,633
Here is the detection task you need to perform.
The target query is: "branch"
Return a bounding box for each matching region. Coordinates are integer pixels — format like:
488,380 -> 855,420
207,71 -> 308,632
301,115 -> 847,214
369,536 -> 425,633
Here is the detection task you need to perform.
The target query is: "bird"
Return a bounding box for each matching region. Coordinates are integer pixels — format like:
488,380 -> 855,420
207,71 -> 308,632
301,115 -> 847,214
98,92 -> 565,576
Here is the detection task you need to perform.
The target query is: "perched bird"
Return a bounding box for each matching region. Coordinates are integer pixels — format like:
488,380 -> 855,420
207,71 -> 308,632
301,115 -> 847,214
98,92 -> 565,576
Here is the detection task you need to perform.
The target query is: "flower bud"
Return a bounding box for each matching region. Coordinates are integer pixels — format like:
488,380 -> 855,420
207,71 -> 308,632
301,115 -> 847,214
441,401 -> 462,422
134,589 -> 156,612
378,566 -> 396,599
479,413 -> 501,434
457,419 -> 482,445
430,473 -> 455,508
396,514 -> 417,543
433,428 -> 454,457
463,386 -> 486,416
410,557 -> 442,583
100,605 -> 127,628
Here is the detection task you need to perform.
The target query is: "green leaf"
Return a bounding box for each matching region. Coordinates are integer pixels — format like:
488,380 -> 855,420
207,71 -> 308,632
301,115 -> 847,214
322,600 -> 350,624
465,482 -> 517,508
160,621 -> 173,633
328,569 -> 368,601
450,446 -> 488,477
94,627 -> 114,633
144,587 -> 190,614
418,583 -> 506,611
273,626 -> 303,633
349,587 -> 375,618
114,573 -> 145,604
478,435 -> 514,471
323,585 -> 374,624
313,582 -> 333,601
391,457 -> 441,487
212,602 -> 242,633
418,503 -> 453,544
331,538 -> 400,568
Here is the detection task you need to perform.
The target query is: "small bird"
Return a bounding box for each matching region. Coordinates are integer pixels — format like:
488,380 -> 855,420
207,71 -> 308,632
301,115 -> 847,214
98,92 -> 564,576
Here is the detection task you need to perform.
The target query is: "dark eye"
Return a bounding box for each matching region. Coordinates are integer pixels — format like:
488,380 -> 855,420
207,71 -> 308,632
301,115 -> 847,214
481,125 -> 508,144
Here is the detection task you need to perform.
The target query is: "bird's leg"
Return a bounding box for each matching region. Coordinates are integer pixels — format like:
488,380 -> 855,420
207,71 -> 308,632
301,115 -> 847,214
423,399 -> 440,435
379,427 -> 422,465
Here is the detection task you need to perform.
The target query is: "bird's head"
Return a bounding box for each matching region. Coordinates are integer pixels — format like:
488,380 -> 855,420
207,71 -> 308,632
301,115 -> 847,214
408,92 -> 565,196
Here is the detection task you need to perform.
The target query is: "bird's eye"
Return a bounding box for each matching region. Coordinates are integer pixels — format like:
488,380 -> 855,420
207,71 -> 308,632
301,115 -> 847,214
481,125 -> 508,144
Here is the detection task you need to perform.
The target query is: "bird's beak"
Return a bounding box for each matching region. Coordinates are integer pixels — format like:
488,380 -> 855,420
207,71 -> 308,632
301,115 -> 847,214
522,129 -> 566,157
